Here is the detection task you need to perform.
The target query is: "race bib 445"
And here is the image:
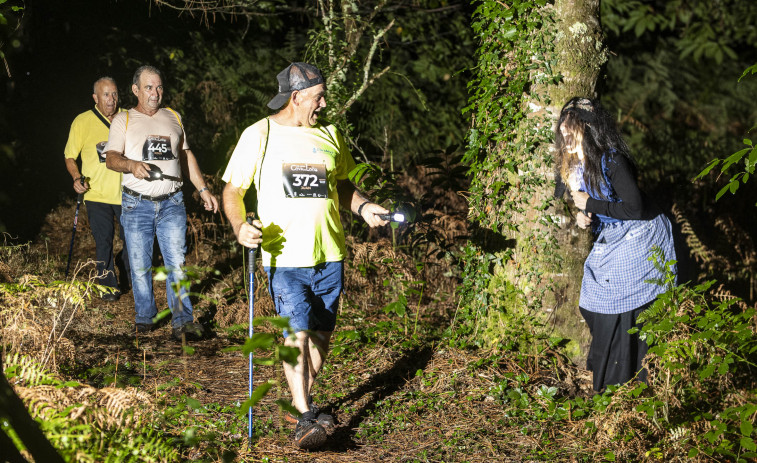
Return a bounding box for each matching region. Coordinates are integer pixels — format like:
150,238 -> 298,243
143,135 -> 175,161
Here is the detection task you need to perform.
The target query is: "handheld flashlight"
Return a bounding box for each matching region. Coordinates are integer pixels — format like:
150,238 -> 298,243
145,163 -> 181,182
378,212 -> 406,223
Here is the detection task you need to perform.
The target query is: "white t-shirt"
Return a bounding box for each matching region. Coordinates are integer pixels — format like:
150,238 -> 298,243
104,107 -> 188,196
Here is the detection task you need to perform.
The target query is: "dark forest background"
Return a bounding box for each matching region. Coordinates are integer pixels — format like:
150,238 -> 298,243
1,0 -> 756,243
0,0 -> 474,241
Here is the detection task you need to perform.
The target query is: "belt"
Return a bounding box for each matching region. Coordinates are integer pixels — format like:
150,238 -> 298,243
123,185 -> 180,202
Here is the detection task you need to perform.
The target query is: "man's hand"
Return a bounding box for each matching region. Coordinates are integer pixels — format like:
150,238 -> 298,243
570,190 -> 589,211
359,202 -> 390,228
73,177 -> 89,194
236,218 -> 263,249
576,211 -> 593,229
130,161 -> 154,179
105,151 -> 154,178
199,190 -> 219,213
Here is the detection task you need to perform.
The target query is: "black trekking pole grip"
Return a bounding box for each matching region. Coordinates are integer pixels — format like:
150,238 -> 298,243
76,177 -> 85,204
246,217 -> 257,271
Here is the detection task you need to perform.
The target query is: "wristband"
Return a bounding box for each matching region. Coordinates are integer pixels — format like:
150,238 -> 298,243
198,187 -> 209,194
357,201 -> 370,217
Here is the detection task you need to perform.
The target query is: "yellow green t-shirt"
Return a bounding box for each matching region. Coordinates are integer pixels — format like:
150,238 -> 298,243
64,107 -> 125,205
222,118 -> 356,268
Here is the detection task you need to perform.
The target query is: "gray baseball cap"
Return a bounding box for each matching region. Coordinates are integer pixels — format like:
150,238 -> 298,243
267,62 -> 325,110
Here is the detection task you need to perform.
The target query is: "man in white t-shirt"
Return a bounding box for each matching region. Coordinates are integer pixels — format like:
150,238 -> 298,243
104,65 -> 219,341
222,62 -> 389,450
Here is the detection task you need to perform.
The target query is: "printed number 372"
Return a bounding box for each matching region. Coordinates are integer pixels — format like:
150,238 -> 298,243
292,174 -> 319,187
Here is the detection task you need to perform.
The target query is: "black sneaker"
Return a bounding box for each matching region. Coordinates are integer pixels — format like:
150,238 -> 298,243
308,396 -> 335,428
293,411 -> 327,450
284,399 -> 334,429
172,322 -> 204,341
102,290 -> 120,302
135,323 -> 155,333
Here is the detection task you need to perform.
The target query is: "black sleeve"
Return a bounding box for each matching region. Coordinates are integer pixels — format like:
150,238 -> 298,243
584,154 -> 648,220
553,171 -> 567,199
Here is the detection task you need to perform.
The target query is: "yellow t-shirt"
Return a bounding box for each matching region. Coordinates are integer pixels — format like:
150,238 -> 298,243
64,107 -> 125,205
222,118 -> 356,268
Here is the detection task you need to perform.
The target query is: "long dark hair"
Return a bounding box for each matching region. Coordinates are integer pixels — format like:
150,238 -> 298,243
554,97 -> 636,199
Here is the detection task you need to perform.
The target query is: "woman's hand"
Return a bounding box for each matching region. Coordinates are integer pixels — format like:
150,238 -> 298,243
576,211 -> 593,229
570,190 -> 589,211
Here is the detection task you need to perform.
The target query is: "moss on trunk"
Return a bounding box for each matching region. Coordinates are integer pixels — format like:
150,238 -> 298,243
463,0 -> 606,363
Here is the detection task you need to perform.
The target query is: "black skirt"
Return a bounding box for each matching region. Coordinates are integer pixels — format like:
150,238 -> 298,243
580,302 -> 651,392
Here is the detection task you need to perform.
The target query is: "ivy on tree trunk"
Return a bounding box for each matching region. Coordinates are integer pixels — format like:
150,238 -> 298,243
460,0 -> 606,356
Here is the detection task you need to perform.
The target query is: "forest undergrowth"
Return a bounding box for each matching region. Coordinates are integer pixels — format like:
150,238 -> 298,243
1,167 -> 757,462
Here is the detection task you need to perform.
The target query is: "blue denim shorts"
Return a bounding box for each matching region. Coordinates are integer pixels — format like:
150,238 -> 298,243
265,261 -> 343,335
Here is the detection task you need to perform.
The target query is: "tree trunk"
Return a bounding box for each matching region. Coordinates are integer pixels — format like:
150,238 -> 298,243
544,0 -> 606,361
463,0 -> 606,361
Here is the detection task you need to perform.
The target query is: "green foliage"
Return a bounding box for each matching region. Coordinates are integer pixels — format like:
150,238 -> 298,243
452,257 -> 757,460
462,0 -> 556,219
463,0 -> 554,228
3,353 -> 62,387
694,62 -> 757,204
458,0 -> 559,344
602,0 -> 752,64
601,0 -> 757,181
632,275 -> 757,461
142,0 -> 473,172
451,244 -> 494,341
342,1 -> 475,166
154,265 -> 221,305
2,354 -> 180,462
349,162 -> 417,220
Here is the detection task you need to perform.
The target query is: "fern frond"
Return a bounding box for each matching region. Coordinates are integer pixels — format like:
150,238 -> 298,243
3,353 -> 60,386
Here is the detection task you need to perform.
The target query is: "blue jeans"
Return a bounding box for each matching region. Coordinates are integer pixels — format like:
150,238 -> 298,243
265,261 -> 343,335
120,190 -> 193,328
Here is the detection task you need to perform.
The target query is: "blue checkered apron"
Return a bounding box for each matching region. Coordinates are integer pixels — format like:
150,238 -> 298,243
579,213 -> 676,314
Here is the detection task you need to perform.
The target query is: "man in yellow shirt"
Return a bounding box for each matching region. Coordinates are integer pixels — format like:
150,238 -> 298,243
222,62 -> 389,449
64,77 -> 129,301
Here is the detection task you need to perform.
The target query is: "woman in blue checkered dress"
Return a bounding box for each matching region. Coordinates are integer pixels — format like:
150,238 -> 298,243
554,97 -> 676,392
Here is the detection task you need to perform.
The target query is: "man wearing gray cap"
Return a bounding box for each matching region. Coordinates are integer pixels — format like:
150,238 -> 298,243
222,62 -> 389,449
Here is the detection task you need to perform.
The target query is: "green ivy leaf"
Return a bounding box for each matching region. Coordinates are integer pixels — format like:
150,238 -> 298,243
741,437 -> 756,452
741,420 -> 754,437
277,345 -> 300,366
237,380 -> 275,415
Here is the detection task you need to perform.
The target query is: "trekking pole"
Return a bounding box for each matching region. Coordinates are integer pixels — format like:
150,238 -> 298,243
246,216 -> 257,446
65,178 -> 85,277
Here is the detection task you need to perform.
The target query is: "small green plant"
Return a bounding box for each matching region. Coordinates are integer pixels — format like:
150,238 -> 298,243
632,276 -> 757,461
